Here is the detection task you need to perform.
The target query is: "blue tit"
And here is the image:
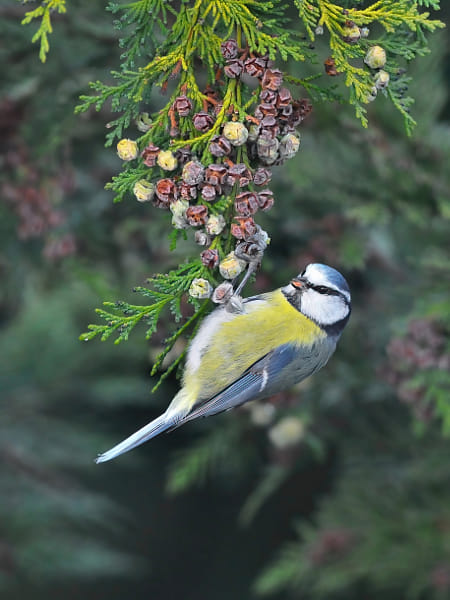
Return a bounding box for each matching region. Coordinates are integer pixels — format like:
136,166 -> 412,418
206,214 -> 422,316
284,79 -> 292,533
95,263 -> 351,463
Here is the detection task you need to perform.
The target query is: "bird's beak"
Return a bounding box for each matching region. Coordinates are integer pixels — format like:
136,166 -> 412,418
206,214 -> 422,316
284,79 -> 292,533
291,277 -> 306,289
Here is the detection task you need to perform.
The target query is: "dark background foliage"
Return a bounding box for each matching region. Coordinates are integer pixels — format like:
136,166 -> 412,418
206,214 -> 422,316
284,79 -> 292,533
1,2 -> 449,599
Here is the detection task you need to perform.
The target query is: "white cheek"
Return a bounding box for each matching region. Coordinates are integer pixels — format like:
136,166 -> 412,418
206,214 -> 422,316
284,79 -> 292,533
300,290 -> 349,326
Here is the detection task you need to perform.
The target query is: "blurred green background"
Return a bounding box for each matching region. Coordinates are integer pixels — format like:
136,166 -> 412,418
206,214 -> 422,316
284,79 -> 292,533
1,2 -> 449,599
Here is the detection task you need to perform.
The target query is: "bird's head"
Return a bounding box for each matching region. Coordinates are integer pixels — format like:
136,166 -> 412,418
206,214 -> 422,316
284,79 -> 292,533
282,263 -> 351,336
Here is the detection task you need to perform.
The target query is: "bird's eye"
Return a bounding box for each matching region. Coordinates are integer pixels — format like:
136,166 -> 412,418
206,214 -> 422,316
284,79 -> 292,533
314,285 -> 329,294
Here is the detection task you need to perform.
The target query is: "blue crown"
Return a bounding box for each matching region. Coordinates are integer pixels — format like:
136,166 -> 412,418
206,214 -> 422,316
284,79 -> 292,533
308,263 -> 350,296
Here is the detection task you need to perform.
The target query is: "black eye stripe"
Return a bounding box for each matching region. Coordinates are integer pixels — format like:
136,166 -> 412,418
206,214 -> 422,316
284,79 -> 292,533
308,283 -> 339,295
307,283 -> 351,307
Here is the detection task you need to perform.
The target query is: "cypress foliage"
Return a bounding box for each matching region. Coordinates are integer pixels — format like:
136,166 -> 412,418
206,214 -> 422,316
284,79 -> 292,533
1,1 -> 448,598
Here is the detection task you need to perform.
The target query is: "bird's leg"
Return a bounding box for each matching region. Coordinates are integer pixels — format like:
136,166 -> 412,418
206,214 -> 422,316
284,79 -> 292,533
225,261 -> 258,313
235,260 -> 258,296
226,223 -> 269,308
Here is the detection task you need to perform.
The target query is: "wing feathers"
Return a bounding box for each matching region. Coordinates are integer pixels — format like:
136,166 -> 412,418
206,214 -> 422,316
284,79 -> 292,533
185,343 -> 298,421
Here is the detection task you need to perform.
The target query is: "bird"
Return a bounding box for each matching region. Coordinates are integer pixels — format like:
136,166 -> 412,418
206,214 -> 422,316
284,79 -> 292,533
95,263 -> 351,463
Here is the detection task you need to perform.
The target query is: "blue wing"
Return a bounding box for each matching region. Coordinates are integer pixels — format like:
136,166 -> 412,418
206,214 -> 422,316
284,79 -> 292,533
184,343 -> 298,421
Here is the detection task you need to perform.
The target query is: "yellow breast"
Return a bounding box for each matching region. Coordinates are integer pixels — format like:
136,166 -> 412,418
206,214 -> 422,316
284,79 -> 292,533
184,289 -> 325,402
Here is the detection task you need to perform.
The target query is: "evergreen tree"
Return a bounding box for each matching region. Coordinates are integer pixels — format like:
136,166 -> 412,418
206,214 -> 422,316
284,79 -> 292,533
1,1 -> 448,599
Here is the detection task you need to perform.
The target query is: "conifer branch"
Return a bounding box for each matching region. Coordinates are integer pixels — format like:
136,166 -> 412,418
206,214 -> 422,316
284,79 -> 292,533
20,0 -> 443,385
20,0 -> 67,63
294,0 -> 444,127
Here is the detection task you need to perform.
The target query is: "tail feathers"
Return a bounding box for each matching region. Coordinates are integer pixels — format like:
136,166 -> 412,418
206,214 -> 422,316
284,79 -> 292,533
95,413 -> 171,464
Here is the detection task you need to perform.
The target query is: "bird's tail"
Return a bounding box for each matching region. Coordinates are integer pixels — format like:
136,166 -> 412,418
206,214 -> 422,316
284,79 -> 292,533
95,412 -> 172,464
